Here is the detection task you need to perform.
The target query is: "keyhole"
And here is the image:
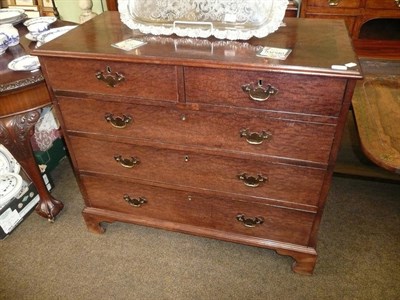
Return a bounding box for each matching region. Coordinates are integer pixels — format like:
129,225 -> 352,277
258,79 -> 263,86
184,155 -> 189,162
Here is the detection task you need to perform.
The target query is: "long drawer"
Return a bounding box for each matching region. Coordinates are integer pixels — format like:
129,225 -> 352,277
58,97 -> 336,164
365,0 -> 400,9
306,0 -> 362,8
70,136 -> 325,208
184,67 -> 347,117
41,57 -> 179,102
81,175 -> 315,246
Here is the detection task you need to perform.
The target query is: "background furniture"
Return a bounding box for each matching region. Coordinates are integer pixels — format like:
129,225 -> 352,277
0,24 -> 63,221
300,0 -> 400,181
4,0 -> 59,17
300,0 -> 400,58
34,12 -> 361,274
351,60 -> 400,174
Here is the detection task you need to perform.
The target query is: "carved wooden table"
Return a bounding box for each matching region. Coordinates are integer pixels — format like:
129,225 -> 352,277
0,24 -> 63,221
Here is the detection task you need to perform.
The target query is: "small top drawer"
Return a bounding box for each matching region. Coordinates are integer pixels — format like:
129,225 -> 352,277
41,57 -> 179,102
306,0 -> 362,8
184,67 -> 347,117
365,0 -> 400,9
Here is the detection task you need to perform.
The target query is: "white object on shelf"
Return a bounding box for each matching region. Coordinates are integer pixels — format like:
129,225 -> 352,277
35,25 -> 77,47
7,54 -> 40,71
79,0 -> 97,24
0,173 -> 23,208
0,145 -> 21,175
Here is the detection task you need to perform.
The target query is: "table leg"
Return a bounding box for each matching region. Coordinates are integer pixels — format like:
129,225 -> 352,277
0,110 -> 63,221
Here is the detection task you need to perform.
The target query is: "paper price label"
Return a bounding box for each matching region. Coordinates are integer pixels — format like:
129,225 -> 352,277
257,47 -> 292,60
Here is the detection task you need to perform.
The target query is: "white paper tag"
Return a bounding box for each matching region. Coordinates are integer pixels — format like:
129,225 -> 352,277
0,208 -> 21,234
256,47 -> 292,60
331,65 -> 348,70
111,38 -> 147,51
345,62 -> 357,68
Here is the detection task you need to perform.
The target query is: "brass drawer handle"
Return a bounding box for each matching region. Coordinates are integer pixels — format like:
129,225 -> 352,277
237,173 -> 268,188
95,66 -> 125,87
242,80 -> 278,102
236,214 -> 264,228
114,155 -> 140,168
123,195 -> 147,207
105,113 -> 132,129
395,0 -> 400,7
240,129 -> 272,145
328,0 -> 339,6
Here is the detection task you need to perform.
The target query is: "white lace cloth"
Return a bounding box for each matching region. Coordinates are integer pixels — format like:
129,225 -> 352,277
119,0 -> 288,40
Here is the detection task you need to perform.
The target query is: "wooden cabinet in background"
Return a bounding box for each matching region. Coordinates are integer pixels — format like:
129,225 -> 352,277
300,0 -> 400,58
3,0 -> 58,17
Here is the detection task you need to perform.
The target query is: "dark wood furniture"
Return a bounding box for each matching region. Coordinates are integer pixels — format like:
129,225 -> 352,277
34,12 -> 362,274
0,24 -> 63,221
300,0 -> 400,58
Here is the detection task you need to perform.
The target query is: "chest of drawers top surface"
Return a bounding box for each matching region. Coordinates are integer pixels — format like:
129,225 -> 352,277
34,12 -> 361,79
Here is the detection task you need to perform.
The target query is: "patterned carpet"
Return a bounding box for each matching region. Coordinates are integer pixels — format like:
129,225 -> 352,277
0,158 -> 399,300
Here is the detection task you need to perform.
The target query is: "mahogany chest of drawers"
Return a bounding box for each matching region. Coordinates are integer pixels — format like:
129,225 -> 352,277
34,12 -> 362,275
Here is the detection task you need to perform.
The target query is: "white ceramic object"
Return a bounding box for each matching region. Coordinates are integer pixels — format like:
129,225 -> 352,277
0,8 -> 25,24
0,172 -> 23,207
25,32 -> 37,41
0,33 -> 8,54
8,55 -> 40,71
35,25 -> 77,47
27,22 -> 49,38
23,16 -> 57,27
0,145 -> 21,175
0,23 -> 19,46
118,0 -> 288,40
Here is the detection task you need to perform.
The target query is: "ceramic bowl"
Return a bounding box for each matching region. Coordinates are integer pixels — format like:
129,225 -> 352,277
27,22 -> 49,38
0,33 -> 8,55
